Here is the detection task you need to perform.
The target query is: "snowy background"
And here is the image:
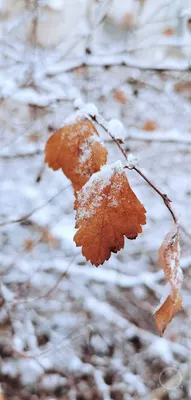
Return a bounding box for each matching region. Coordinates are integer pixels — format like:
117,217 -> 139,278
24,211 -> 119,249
0,0 -> 191,399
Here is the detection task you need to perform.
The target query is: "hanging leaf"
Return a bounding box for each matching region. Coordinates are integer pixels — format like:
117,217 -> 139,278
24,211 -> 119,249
154,227 -> 183,336
74,161 -> 146,266
45,118 -> 108,192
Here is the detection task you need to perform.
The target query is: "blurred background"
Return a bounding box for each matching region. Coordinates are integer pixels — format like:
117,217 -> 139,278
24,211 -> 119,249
0,1 -> 191,399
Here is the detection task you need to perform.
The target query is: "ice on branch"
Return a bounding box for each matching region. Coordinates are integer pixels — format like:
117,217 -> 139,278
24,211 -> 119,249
108,118 -> 126,143
126,153 -> 138,169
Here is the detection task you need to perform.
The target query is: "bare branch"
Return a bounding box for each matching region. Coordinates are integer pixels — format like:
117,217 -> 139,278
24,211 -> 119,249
46,53 -> 191,75
125,130 -> 191,145
0,184 -> 71,227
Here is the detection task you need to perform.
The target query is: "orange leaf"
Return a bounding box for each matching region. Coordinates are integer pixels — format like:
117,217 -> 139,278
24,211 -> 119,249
24,239 -> 35,252
0,392 -> 5,400
143,120 -> 157,131
163,27 -> 175,36
74,161 -> 146,266
155,294 -> 182,337
174,81 -> 191,95
45,118 -> 108,192
154,228 -> 183,336
113,90 -> 127,104
121,12 -> 135,29
40,227 -> 59,248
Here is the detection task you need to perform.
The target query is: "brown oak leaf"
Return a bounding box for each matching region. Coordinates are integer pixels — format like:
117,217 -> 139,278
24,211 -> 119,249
74,161 -> 146,266
44,118 -> 108,192
154,227 -> 183,336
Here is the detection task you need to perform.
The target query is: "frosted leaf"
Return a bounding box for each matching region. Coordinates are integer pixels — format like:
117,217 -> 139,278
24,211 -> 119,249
154,282 -> 171,314
75,161 -> 123,223
74,161 -> 146,266
45,118 -> 108,192
154,226 -> 183,335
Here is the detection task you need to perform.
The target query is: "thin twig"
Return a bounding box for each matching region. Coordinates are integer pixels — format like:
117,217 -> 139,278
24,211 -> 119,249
0,184 -> 71,227
90,114 -> 177,224
0,150 -> 43,159
133,166 -> 177,223
10,257 -> 75,306
35,163 -> 46,183
124,132 -> 191,145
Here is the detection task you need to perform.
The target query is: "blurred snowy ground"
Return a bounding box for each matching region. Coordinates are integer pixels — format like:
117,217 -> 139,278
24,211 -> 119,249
0,1 -> 191,399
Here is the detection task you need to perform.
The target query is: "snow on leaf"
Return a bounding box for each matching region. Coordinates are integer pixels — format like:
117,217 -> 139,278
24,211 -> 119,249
74,161 -> 146,266
44,118 -> 108,192
154,227 -> 183,336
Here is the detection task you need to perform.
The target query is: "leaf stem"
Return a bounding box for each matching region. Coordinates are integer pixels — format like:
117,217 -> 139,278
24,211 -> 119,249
90,114 -> 178,225
133,166 -> 177,224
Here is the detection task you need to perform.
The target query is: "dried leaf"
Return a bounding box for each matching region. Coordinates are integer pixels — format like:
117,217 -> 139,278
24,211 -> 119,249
0,386 -> 5,400
113,90 -> 127,104
74,161 -> 146,266
155,294 -> 182,337
163,27 -> 175,36
28,134 -> 40,142
45,118 -> 108,192
24,239 -> 35,252
143,120 -> 157,132
174,81 -> 191,96
40,227 -> 59,248
154,228 -> 183,336
121,12 -> 135,29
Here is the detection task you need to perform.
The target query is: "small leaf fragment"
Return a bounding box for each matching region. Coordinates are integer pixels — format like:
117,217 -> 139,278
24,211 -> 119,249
113,90 -> 127,104
163,27 -> 175,36
143,120 -> 157,132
